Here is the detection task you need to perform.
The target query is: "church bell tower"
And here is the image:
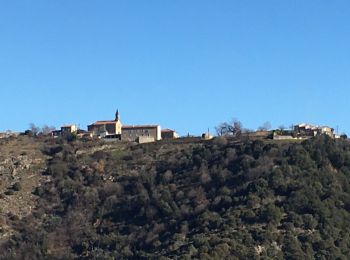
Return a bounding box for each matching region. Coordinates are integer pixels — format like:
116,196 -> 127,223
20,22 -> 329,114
114,109 -> 122,135
115,109 -> 120,121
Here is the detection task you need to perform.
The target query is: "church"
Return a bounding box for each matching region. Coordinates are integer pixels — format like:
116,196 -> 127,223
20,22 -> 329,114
88,110 -> 122,138
88,110 -> 161,142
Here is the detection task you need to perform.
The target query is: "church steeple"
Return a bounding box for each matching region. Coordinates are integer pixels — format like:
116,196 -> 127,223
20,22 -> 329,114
115,109 -> 120,121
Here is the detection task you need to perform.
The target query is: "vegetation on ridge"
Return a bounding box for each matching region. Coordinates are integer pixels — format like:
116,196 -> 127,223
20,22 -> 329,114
1,135 -> 350,259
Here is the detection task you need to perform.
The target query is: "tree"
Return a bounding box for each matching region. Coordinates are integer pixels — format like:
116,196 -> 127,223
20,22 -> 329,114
29,123 -> 40,136
215,119 -> 242,137
42,125 -> 56,135
278,125 -> 286,131
258,121 -> 271,131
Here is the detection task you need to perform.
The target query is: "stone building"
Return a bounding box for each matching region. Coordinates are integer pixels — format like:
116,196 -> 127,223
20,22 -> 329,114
122,125 -> 161,142
294,123 -> 334,138
88,110 -> 122,138
61,124 -> 78,135
161,129 -> 179,139
87,111 -> 161,142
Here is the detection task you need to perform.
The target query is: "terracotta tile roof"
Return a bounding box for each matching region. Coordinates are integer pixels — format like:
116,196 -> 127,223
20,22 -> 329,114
89,121 -> 159,129
122,125 -> 159,129
89,121 -> 116,126
162,128 -> 175,132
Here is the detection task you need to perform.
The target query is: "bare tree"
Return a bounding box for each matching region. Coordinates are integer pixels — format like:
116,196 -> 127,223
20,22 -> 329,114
29,123 -> 40,136
258,121 -> 271,131
278,125 -> 286,131
215,122 -> 228,136
42,125 -> 56,135
215,119 -> 242,137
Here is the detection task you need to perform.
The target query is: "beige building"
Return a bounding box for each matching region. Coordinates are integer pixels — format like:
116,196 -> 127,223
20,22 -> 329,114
87,111 -> 161,142
122,125 -> 161,142
161,129 -> 179,139
317,126 -> 334,136
294,123 -> 334,138
88,110 -> 122,137
61,124 -> 78,135
137,136 -> 157,144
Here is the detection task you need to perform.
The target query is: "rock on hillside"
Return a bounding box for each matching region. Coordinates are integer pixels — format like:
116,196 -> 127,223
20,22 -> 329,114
0,136 -> 48,242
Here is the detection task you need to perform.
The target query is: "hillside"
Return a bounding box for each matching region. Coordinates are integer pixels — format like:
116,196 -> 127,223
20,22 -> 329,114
1,135 -> 350,259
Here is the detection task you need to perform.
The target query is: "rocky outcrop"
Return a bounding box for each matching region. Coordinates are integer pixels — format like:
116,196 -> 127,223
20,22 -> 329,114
0,137 -> 49,243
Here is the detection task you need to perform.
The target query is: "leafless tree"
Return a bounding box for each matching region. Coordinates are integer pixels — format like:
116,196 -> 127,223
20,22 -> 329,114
278,125 -> 286,131
215,118 -> 242,137
215,123 -> 227,136
29,123 -> 40,136
42,125 -> 56,135
258,121 -> 271,131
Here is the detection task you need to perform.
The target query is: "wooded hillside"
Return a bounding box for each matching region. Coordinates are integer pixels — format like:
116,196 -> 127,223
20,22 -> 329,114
1,135 -> 350,259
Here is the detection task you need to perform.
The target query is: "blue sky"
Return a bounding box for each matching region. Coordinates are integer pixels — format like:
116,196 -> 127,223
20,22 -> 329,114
1,1 -> 350,135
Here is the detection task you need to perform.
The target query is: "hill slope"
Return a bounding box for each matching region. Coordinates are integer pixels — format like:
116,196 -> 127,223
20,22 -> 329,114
1,135 -> 350,259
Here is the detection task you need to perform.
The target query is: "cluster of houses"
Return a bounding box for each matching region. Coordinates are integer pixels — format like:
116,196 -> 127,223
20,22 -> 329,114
52,110 -> 179,143
272,123 -> 340,140
0,116 -> 341,143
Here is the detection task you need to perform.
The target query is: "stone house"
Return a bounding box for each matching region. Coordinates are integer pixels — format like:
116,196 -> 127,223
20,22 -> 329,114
122,125 -> 161,142
61,125 -> 78,135
294,124 -> 334,138
161,129 -> 179,139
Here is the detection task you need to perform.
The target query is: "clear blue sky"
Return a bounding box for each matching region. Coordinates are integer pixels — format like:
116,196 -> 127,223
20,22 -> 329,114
1,1 -> 350,136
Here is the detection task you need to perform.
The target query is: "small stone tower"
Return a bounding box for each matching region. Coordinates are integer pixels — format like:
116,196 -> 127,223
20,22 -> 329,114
114,109 -> 122,135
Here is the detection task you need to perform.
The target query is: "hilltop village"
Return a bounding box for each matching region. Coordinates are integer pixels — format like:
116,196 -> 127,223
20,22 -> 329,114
51,110 -> 180,144
0,110 -> 345,142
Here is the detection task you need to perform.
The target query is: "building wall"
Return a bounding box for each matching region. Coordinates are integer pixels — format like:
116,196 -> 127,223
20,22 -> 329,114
157,126 -> 161,141
137,136 -> 155,144
88,121 -> 122,136
161,130 -> 179,139
105,123 -> 116,135
162,131 -> 173,139
273,135 -> 295,140
61,125 -> 77,134
115,121 -> 122,135
319,127 -> 334,136
122,126 -> 161,141
88,124 -> 106,135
